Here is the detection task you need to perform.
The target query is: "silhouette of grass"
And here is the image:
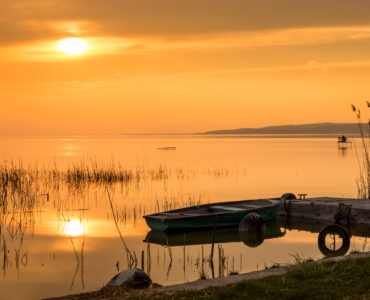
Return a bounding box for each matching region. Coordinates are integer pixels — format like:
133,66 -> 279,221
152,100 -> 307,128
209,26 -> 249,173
351,102 -> 370,198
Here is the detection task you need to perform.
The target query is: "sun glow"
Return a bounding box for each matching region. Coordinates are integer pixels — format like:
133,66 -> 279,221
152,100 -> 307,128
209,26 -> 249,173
57,38 -> 90,55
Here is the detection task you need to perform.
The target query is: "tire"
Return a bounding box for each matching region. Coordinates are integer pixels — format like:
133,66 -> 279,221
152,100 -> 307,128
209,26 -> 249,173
281,193 -> 296,200
318,224 -> 350,257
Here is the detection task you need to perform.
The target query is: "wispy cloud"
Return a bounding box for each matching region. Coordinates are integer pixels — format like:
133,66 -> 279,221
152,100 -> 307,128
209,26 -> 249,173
206,60 -> 370,75
2,25 -> 370,62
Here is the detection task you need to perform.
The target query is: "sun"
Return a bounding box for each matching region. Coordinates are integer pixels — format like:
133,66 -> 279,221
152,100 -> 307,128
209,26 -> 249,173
57,38 -> 90,55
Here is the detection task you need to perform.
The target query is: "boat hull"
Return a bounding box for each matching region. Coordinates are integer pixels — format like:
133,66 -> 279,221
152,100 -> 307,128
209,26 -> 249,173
144,203 -> 279,231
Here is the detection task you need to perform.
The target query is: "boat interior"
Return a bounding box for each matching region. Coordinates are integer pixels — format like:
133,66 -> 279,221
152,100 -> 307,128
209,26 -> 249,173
150,199 -> 279,218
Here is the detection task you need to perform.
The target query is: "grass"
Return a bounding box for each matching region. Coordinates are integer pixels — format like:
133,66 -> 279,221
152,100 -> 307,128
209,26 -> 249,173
54,255 -> 370,300
198,269 -> 208,280
137,256 -> 370,299
228,271 -> 239,275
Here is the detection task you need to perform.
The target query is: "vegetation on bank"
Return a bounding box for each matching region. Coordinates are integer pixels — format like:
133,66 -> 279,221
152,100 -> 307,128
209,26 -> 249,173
56,256 -> 370,300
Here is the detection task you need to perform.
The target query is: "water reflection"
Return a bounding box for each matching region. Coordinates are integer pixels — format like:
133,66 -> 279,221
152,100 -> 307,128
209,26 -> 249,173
144,220 -> 286,279
145,219 -> 284,247
337,146 -> 350,157
144,217 -> 369,279
0,136 -> 368,300
283,217 -> 370,258
59,212 -> 87,291
62,142 -> 77,157
62,220 -> 85,237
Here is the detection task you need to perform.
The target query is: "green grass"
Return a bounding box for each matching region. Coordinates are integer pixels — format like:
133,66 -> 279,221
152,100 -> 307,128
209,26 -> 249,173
131,257 -> 370,300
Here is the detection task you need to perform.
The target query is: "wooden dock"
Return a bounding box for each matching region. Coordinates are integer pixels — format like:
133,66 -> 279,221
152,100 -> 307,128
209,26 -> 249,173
279,197 -> 370,226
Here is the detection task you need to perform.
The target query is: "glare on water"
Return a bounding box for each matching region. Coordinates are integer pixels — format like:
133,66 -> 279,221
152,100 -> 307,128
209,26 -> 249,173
62,220 -> 85,237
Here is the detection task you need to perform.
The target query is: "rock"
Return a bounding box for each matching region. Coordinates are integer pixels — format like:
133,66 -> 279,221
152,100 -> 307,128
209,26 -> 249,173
107,268 -> 152,289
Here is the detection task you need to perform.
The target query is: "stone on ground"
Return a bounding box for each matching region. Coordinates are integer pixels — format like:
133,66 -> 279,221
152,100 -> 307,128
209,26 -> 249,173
107,268 -> 152,289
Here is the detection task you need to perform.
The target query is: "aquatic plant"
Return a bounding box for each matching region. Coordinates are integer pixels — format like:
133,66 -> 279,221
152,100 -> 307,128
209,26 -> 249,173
351,102 -> 370,198
0,158 -> 240,217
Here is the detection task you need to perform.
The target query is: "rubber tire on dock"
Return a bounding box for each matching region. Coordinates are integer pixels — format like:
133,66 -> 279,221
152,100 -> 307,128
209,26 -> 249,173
318,224 -> 350,257
281,193 -> 296,200
239,213 -> 265,247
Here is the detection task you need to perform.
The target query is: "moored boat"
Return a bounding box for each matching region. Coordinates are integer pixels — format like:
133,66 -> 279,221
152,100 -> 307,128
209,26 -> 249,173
143,198 -> 281,231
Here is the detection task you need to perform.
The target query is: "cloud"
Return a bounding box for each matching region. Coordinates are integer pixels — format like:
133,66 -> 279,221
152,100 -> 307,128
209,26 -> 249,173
2,25 -> 370,62
190,60 -> 370,76
1,0 -> 370,46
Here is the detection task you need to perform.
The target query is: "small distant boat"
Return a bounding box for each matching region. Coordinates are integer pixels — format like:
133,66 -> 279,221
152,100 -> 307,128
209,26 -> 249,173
337,136 -> 352,149
143,198 -> 281,231
337,136 -> 352,144
157,146 -> 176,150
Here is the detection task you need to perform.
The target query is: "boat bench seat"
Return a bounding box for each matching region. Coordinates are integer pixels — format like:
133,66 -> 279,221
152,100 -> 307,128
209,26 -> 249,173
239,204 -> 260,208
209,206 -> 245,212
158,212 -> 199,217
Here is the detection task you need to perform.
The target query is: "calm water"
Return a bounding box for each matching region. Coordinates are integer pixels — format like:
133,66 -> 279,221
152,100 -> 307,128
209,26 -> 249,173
0,135 -> 368,300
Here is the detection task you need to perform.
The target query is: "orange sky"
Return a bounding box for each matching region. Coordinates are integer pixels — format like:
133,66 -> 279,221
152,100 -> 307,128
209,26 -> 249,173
1,0 -> 370,134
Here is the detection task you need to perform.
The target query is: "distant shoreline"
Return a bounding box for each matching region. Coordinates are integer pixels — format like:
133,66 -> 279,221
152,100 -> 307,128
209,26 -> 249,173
0,133 -> 363,139
199,122 -> 365,135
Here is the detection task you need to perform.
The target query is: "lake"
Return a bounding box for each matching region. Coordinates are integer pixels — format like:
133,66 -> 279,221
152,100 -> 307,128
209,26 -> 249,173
0,135 -> 368,300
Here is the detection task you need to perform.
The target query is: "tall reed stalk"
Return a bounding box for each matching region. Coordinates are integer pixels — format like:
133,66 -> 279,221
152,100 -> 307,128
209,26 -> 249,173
352,102 -> 370,198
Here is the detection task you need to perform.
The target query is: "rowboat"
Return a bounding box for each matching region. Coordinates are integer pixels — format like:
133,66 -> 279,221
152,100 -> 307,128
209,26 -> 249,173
143,198 -> 281,231
144,219 -> 285,247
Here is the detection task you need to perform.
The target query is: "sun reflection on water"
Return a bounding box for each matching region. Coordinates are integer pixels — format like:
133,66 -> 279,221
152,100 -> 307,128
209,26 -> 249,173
63,220 -> 85,237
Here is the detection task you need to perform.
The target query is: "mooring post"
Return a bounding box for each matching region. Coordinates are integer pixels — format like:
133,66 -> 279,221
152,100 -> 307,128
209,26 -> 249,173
298,193 -> 307,200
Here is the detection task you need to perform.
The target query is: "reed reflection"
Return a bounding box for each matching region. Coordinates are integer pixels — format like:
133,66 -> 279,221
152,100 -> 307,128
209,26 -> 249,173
145,219 -> 285,278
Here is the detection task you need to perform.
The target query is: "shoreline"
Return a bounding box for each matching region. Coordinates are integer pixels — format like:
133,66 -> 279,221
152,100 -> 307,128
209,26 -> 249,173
47,251 -> 370,300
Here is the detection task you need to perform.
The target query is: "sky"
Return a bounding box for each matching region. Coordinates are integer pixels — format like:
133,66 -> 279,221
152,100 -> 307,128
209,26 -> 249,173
1,0 -> 370,134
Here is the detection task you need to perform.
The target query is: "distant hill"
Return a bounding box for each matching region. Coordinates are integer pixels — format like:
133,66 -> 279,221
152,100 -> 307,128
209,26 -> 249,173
200,123 -> 366,135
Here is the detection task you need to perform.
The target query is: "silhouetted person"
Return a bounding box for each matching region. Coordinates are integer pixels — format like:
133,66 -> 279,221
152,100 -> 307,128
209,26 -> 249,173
341,135 -> 347,142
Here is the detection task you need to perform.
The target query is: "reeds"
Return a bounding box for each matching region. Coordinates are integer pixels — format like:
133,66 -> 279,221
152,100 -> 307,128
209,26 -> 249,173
0,160 -> 41,215
0,158 -> 246,221
0,158 -> 238,212
352,102 -> 370,198
0,159 -> 172,216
